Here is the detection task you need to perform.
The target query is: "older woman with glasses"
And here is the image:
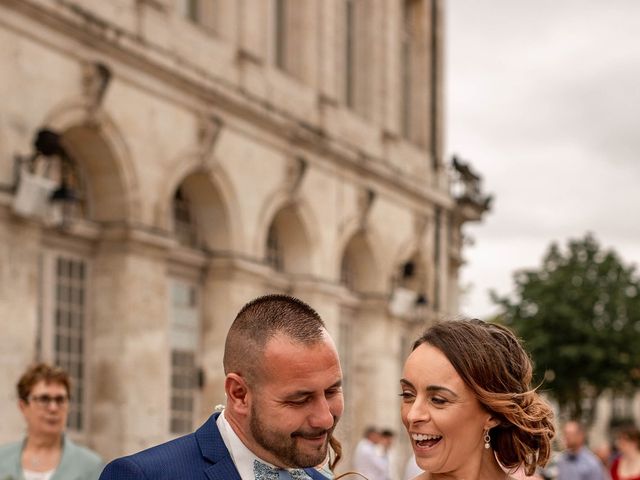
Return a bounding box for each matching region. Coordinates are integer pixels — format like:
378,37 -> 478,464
0,363 -> 103,480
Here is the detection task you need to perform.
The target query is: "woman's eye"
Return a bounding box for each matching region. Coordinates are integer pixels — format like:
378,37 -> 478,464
399,391 -> 415,400
430,396 -> 448,406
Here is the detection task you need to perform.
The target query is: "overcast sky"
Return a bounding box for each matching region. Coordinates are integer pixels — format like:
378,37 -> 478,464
446,0 -> 640,319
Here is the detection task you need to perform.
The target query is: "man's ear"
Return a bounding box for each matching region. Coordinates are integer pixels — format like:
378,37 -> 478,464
225,373 -> 251,416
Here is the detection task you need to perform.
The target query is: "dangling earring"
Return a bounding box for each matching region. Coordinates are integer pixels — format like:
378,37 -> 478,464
483,429 -> 491,449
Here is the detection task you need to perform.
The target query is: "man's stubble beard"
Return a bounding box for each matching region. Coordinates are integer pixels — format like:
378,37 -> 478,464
249,402 -> 336,468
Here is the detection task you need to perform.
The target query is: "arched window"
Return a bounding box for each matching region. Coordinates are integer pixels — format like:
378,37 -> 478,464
172,187 -> 198,248
339,232 -> 379,293
266,222 -> 284,271
340,253 -> 355,290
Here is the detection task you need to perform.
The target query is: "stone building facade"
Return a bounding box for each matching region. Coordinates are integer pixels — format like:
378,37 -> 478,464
0,0 -> 488,472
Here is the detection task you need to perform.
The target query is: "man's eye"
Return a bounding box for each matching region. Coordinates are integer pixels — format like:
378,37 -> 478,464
326,388 -> 342,397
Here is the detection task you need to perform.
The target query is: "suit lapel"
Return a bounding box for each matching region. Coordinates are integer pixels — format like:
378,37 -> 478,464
195,412 -> 328,480
196,412 -> 242,480
203,456 -> 243,480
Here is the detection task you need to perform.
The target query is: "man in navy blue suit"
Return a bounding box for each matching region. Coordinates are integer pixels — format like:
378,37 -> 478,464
99,294 -> 343,479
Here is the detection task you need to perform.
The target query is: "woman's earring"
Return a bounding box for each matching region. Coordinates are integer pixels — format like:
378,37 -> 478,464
484,429 -> 491,449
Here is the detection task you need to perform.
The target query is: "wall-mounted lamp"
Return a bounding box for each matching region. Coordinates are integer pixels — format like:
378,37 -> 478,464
402,260 -> 416,279
389,286 -> 429,320
9,128 -> 80,225
415,293 -> 429,306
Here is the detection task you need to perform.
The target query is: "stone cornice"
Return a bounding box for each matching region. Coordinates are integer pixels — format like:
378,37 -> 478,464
1,0 -> 456,213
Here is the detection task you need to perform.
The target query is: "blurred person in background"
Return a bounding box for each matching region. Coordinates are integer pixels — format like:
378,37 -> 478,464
557,420 -> 605,480
353,426 -> 389,480
378,429 -> 394,480
593,441 -> 613,480
0,363 -> 103,480
610,425 -> 640,480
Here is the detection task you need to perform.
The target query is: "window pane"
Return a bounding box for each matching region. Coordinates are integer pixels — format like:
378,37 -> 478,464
170,349 -> 197,434
169,279 -> 200,435
53,256 -> 87,432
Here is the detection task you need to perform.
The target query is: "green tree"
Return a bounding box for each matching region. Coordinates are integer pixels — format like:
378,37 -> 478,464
492,233 -> 640,422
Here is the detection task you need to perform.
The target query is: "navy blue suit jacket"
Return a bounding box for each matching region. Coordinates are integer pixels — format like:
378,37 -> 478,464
99,412 -> 328,480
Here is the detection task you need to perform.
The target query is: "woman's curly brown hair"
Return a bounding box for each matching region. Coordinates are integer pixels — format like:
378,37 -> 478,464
413,319 -> 555,476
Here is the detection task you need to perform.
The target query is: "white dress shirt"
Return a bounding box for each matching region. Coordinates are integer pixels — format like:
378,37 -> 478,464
217,410 -> 312,480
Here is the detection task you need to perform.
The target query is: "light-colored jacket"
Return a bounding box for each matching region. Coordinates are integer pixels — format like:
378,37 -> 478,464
0,436 -> 103,480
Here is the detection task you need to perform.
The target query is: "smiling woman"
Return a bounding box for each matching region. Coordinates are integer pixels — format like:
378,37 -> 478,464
400,319 -> 555,480
0,363 -> 103,479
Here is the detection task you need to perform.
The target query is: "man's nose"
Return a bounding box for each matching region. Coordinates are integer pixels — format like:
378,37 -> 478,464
309,397 -> 335,430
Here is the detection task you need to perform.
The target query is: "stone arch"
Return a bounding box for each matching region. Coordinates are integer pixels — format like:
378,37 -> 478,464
336,221 -> 386,294
156,153 -> 239,252
44,101 -> 140,223
258,193 -> 319,276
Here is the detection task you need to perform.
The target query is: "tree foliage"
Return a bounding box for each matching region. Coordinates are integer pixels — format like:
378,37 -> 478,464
492,233 -> 640,421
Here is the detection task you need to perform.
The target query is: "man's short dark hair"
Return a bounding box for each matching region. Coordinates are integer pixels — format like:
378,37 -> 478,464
223,294 -> 326,384
364,426 -> 378,437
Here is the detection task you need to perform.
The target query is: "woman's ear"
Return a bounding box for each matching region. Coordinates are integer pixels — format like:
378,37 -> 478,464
485,415 -> 500,430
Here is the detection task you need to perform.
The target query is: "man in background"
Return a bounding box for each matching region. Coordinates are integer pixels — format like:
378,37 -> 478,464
557,420 -> 606,480
353,426 -> 393,480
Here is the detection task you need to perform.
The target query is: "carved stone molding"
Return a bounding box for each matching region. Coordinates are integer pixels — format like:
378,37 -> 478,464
284,156 -> 307,197
81,60 -> 112,122
357,186 -> 376,229
197,114 -> 223,162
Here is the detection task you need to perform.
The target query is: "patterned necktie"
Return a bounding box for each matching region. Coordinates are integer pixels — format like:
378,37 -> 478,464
253,459 -> 309,480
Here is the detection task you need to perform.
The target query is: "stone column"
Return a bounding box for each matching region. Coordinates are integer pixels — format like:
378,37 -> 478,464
90,227 -> 171,459
0,211 -> 41,443
198,257 -> 282,421
350,297 -> 402,445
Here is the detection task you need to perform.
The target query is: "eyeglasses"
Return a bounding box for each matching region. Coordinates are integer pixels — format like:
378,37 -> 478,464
28,394 -> 69,408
